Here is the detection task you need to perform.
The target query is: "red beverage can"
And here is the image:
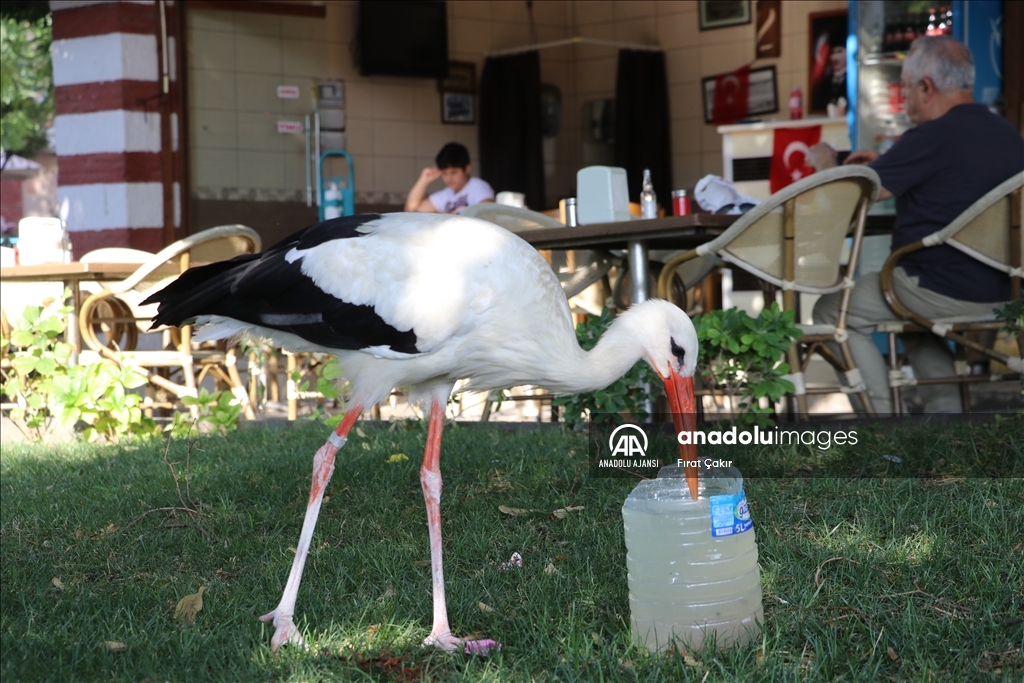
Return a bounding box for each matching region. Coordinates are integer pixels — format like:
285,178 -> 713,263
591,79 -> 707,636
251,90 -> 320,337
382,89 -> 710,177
672,189 -> 691,216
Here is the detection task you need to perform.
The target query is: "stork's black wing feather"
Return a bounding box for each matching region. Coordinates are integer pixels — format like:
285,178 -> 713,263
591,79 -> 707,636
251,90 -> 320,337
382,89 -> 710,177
143,214 -> 421,354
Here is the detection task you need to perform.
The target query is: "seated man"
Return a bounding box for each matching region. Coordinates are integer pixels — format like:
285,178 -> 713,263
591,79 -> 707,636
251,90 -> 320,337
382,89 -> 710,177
404,142 -> 494,214
814,35 -> 1023,414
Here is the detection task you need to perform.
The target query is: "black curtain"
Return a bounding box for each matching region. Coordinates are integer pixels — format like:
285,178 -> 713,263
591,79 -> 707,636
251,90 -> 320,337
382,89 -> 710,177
614,50 -> 672,211
478,51 -> 545,210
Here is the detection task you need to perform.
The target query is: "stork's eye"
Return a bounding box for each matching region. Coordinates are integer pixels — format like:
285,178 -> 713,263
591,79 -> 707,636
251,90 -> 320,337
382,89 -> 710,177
670,337 -> 686,367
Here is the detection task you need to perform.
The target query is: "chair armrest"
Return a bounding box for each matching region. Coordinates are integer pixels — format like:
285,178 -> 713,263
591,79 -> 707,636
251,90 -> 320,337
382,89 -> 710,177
879,239 -> 927,322
656,248 -> 700,300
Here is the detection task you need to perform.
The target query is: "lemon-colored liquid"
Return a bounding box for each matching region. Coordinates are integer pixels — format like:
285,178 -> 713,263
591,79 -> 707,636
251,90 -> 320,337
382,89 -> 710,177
623,474 -> 763,652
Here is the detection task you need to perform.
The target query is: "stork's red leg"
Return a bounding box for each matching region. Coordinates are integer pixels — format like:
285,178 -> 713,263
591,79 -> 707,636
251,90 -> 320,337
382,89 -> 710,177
420,395 -> 462,651
259,405 -> 362,653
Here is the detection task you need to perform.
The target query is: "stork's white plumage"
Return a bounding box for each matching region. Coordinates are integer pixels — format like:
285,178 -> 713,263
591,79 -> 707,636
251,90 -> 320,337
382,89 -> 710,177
145,212 -> 700,653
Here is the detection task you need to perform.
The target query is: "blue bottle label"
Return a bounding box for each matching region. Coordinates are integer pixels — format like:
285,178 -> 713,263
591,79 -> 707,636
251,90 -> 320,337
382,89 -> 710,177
708,490 -> 753,537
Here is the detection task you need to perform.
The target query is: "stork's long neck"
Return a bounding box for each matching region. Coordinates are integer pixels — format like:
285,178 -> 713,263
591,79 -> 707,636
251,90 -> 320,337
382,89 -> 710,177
548,317 -> 650,394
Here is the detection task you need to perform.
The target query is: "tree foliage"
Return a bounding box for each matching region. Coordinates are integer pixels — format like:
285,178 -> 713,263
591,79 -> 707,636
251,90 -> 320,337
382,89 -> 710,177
0,9 -> 53,160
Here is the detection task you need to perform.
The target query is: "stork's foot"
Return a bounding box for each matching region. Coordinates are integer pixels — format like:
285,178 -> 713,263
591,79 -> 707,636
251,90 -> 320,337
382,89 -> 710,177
422,630 -> 463,651
259,609 -> 306,653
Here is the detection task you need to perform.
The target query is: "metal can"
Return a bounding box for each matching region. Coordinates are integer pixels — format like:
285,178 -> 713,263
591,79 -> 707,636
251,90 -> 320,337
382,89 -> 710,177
564,197 -> 578,226
671,189 -> 691,216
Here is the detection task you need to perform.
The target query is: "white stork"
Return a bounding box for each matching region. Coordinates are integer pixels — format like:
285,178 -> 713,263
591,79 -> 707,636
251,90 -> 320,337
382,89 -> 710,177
145,213 -> 699,653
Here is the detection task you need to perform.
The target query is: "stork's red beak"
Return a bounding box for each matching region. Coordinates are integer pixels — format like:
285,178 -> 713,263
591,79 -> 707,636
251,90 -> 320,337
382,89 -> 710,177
663,371 -> 699,501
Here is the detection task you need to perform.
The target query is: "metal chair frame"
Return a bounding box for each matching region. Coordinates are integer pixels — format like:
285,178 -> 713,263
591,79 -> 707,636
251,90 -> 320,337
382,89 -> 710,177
878,172 -> 1023,414
657,165 -> 882,418
78,225 -> 262,417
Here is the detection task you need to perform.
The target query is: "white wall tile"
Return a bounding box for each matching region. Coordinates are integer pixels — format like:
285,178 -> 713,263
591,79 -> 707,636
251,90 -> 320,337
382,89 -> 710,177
235,34 -> 283,75
239,150 -> 285,189
657,9 -> 699,49
190,69 -> 236,110
574,0 -> 614,25
283,39 -> 328,80
449,0 -> 491,21
373,121 -> 415,156
232,11 -> 282,38
282,15 -> 326,41
374,156 -> 416,193
192,149 -> 238,188
191,109 -> 238,151
188,9 -> 235,34
372,84 -> 417,121
237,112 -> 284,152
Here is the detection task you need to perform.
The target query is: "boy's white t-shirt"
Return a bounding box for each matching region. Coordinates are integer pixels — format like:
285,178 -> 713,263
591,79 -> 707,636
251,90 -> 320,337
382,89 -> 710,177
429,177 -> 495,214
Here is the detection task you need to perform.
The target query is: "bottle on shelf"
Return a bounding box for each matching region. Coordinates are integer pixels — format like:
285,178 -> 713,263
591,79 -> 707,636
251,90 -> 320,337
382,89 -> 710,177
640,169 -> 658,219
789,87 -> 803,120
323,178 -> 343,219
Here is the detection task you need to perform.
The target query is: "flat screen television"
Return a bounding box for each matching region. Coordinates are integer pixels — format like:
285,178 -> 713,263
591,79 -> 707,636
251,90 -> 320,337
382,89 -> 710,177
358,1 -> 449,79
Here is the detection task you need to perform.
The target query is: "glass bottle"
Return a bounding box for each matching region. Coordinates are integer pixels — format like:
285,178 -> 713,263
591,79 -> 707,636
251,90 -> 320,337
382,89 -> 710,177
640,169 -> 657,219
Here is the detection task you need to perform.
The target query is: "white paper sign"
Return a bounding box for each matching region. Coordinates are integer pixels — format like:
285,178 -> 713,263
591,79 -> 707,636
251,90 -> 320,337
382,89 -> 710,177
277,85 -> 300,99
276,120 -> 304,134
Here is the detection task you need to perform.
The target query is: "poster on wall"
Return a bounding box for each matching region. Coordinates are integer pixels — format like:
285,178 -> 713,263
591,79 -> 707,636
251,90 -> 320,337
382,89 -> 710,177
808,10 -> 849,114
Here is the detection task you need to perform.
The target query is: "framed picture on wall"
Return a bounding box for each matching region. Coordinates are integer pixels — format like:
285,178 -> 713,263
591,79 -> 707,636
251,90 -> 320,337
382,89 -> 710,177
699,0 -> 751,31
808,10 -> 849,114
701,65 -> 779,124
441,92 -> 475,124
437,61 -> 476,93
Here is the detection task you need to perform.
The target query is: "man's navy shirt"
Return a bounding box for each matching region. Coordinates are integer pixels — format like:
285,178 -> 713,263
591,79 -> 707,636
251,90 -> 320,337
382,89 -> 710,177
870,103 -> 1023,303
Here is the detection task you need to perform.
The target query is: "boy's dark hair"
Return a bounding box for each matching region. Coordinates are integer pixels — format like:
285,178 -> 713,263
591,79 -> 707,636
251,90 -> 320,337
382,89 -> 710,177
435,142 -> 470,170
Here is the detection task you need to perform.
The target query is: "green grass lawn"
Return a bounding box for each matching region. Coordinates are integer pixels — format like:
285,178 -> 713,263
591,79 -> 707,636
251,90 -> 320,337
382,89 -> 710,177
1,418 -> 1022,682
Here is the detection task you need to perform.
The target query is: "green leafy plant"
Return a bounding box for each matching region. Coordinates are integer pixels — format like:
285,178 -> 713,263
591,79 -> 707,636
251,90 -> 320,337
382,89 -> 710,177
1,294 -> 72,439
995,299 -> 1023,336
168,389 -> 243,438
0,294 -> 209,443
48,360 -> 161,443
0,11 -> 53,159
286,355 -> 349,426
696,303 -> 802,425
553,309 -> 665,429
994,299 -> 1024,397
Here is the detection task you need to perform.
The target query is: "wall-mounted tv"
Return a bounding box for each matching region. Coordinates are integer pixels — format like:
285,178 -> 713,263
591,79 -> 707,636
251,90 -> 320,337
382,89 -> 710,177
358,1 -> 449,79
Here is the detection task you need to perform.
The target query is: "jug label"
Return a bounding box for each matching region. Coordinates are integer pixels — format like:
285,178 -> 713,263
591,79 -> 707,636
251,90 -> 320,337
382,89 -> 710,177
708,491 -> 753,537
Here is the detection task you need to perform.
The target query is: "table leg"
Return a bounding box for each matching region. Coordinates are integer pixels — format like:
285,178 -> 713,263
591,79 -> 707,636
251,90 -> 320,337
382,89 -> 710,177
627,239 -> 649,303
627,239 -> 654,417
68,280 -> 81,366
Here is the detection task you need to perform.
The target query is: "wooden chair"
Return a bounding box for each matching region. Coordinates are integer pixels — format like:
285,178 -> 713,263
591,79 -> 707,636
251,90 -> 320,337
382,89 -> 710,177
78,247 -> 157,352
78,225 -> 261,416
657,166 -> 881,418
879,171 -> 1023,414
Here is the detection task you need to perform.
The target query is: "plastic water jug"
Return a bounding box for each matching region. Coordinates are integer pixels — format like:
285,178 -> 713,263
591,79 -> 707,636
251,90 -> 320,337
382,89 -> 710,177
622,465 -> 763,652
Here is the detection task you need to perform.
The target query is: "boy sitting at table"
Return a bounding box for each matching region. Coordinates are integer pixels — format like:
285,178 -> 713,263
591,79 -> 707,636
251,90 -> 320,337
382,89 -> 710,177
405,143 -> 494,215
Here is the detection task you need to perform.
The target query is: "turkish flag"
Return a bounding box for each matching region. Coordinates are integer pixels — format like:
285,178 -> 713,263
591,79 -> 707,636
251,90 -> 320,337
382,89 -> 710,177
769,125 -> 821,193
711,65 -> 750,124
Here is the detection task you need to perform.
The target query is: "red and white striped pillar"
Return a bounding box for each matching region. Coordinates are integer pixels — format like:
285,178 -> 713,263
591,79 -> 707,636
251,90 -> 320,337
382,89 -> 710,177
51,0 -> 178,255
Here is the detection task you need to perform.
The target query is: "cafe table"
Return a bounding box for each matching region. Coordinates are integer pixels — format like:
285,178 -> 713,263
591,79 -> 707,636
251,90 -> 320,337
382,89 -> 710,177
514,213 -> 895,303
0,261 -> 171,364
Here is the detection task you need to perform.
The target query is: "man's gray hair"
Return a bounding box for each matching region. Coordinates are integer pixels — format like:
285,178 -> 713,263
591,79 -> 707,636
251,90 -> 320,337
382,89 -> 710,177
903,36 -> 975,92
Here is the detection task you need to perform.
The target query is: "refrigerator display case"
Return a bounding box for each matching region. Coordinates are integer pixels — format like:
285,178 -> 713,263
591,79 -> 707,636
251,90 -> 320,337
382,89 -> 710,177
848,1 -> 1004,161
